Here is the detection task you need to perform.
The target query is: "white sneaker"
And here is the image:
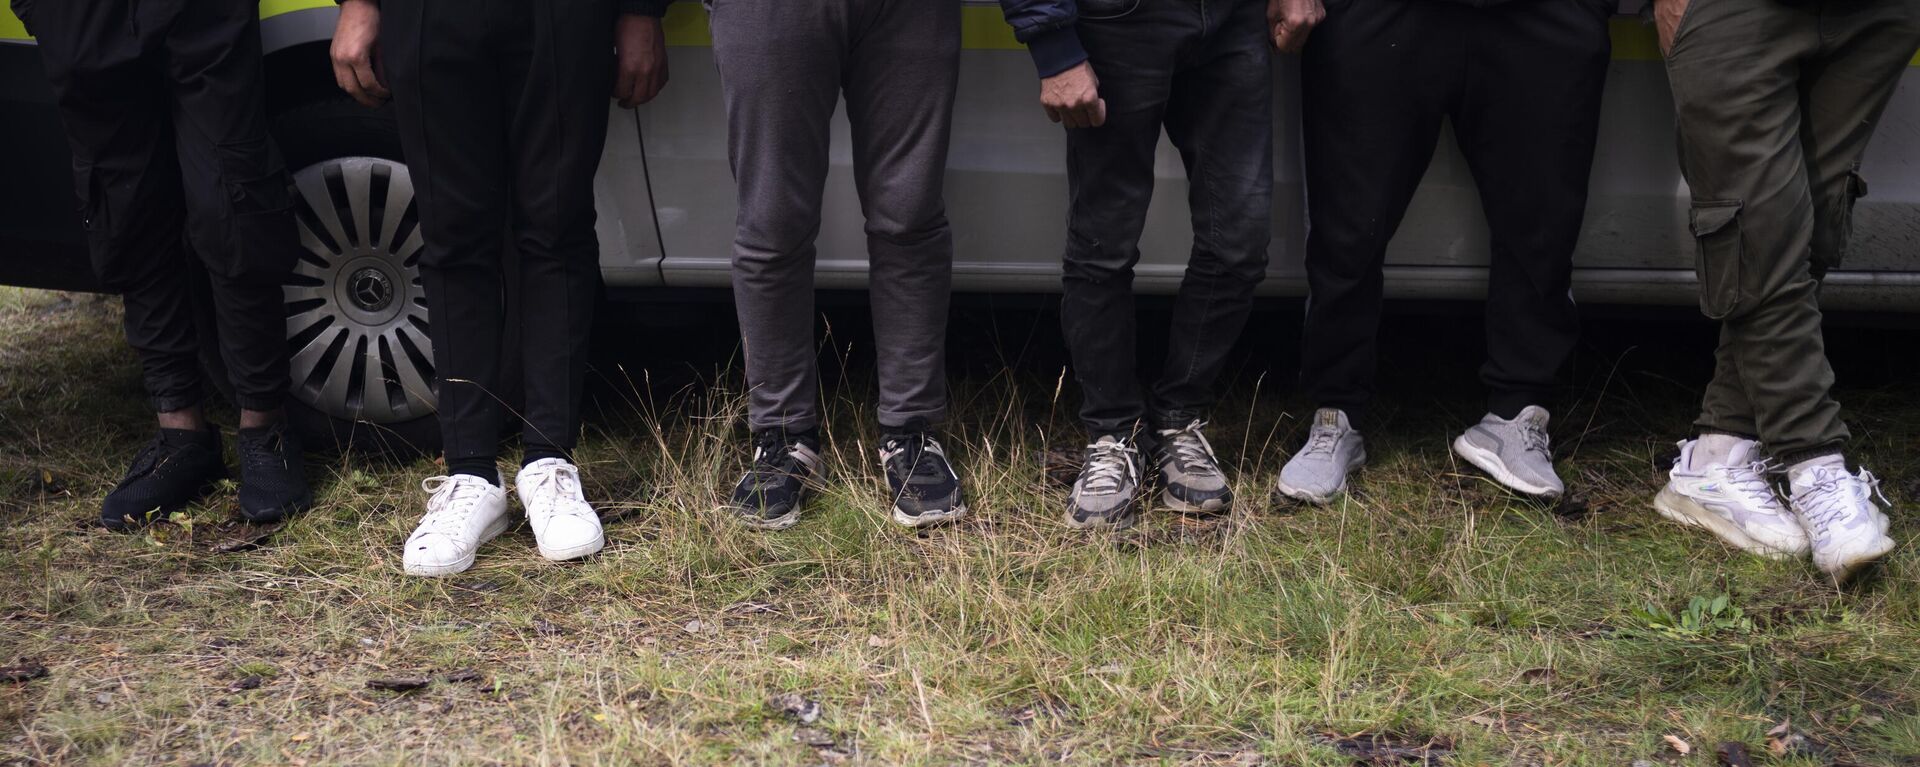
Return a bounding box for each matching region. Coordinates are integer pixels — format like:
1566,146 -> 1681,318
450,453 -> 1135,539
516,458 -> 605,562
403,473 -> 511,577
1789,463 -> 1895,581
1452,406 -> 1564,499
1653,439 -> 1809,559
1275,408 -> 1365,505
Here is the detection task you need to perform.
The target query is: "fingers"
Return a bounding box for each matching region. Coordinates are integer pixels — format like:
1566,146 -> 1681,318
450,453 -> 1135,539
1274,23 -> 1311,54
1088,98 -> 1107,128
353,58 -> 390,104
614,66 -> 638,109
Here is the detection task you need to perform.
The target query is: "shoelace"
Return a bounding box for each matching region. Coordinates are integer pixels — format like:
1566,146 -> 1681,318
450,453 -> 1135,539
239,430 -> 286,473
1301,424 -> 1341,458
419,476 -> 490,535
747,436 -> 805,488
1080,440 -> 1137,495
1158,421 -> 1221,478
521,463 -> 592,519
1721,458 -> 1783,511
881,434 -> 950,482
1792,468 -> 1887,534
1520,419 -> 1551,456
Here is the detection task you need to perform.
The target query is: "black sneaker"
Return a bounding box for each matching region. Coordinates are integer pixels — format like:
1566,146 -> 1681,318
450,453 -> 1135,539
879,429 -> 966,528
235,422 -> 313,523
100,428 -> 228,531
1151,419 -> 1233,516
729,428 -> 823,530
1066,434 -> 1143,530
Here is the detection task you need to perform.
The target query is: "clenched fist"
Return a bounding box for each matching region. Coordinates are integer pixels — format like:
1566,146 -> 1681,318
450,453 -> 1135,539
1040,61 -> 1105,129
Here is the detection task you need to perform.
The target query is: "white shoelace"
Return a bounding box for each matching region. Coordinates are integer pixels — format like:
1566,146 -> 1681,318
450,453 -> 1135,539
521,462 -> 592,520
1722,458 -> 1784,511
419,475 -> 490,535
1520,419 -> 1551,456
1301,424 -> 1342,458
1792,468 -> 1887,534
1158,421 -> 1221,478
1080,441 -> 1137,495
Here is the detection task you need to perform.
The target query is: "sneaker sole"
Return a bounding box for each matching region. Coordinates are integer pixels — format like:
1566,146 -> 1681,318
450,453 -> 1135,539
1451,435 -> 1561,499
1820,536 -> 1896,583
892,501 -> 969,529
735,507 -> 802,531
1651,487 -> 1804,560
240,489 -> 314,525
1063,503 -> 1140,531
539,533 -> 605,562
403,515 -> 512,577
1273,477 -> 1343,506
1159,488 -> 1230,516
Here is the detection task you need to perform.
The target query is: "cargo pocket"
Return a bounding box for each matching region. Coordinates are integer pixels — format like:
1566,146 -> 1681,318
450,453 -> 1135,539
213,144 -> 298,281
1689,199 -> 1743,320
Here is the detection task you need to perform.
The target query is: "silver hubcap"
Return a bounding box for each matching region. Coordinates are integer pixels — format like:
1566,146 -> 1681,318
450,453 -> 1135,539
285,157 -> 435,424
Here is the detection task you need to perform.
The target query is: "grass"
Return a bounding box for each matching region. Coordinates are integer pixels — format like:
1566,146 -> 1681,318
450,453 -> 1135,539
1,285 -> 1917,765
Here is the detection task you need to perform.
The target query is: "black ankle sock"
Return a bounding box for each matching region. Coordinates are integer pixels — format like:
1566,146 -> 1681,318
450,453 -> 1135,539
521,446 -> 570,468
447,458 -> 500,486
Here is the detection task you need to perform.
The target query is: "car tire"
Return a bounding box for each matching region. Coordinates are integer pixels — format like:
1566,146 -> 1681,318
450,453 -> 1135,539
197,97 -> 522,457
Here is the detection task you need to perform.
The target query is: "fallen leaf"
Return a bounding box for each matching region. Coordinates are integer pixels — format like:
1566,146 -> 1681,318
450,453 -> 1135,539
1715,741 -> 1754,767
289,732 -> 310,743
0,662 -> 48,683
229,676 -> 263,691
767,692 -> 821,724
532,618 -> 566,637
865,635 -> 888,648
1664,734 -> 1693,755
682,619 -> 711,635
367,677 -> 431,692
793,727 -> 834,747
443,668 -> 484,684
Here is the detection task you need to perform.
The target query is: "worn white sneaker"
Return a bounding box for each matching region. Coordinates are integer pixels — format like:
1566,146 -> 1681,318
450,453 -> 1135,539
1452,406 -> 1564,499
1789,463 -> 1895,582
403,473 -> 511,577
516,458 -> 606,562
1275,408 -> 1366,505
1653,439 -> 1809,559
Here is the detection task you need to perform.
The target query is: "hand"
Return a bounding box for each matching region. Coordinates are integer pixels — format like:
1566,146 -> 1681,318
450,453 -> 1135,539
613,14 -> 669,108
1268,0 -> 1323,54
1040,61 -> 1105,129
1654,0 -> 1688,55
330,0 -> 389,107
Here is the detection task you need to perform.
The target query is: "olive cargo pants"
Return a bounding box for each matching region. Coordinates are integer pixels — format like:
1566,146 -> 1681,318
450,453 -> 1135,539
1664,0 -> 1920,463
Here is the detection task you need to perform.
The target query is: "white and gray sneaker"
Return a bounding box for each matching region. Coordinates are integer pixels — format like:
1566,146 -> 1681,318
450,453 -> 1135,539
1653,439 -> 1809,559
404,473 -> 512,577
1452,405 -> 1564,499
1789,463 -> 1895,582
1067,435 -> 1144,530
516,458 -> 606,562
1153,420 -> 1232,515
1275,408 -> 1366,505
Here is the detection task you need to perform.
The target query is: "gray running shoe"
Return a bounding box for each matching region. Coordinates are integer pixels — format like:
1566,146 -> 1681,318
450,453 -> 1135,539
1153,420 -> 1232,515
1275,408 -> 1365,505
1790,463 -> 1895,582
1451,405 -> 1564,499
1066,435 -> 1143,529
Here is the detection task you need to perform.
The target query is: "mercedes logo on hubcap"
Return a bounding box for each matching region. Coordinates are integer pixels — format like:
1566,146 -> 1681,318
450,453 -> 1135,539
348,267 -> 394,312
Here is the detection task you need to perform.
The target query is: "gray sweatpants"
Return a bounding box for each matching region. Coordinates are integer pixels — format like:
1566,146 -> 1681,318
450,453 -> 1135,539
710,0 -> 960,432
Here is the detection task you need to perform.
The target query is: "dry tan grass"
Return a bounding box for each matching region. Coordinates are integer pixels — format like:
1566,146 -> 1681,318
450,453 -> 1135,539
1,287 -> 1917,766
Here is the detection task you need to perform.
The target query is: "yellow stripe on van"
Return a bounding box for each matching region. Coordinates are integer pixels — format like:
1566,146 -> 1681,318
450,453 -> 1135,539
260,0 -> 339,18
1,7 -> 27,41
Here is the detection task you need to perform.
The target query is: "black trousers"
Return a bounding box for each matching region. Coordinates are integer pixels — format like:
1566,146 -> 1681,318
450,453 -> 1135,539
1061,0 -> 1274,438
381,0 -> 612,465
1299,0 -> 1611,425
24,0 -> 296,413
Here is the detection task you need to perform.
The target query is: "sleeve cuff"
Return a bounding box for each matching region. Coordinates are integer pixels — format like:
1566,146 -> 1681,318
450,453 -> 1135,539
618,0 -> 670,17
1026,26 -> 1088,78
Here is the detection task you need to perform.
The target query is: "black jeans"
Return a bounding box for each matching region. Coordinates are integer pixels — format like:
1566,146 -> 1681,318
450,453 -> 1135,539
382,0 -> 613,466
27,0 -> 297,413
1299,0 -> 1610,425
1060,0 -> 1273,438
